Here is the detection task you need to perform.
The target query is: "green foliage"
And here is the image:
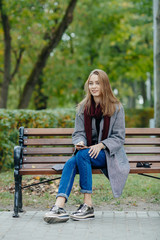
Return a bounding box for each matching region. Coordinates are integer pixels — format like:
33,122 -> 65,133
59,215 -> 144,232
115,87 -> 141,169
43,0 -> 153,109
0,112 -> 18,170
125,108 -> 154,127
0,107 -> 154,171
0,108 -> 75,171
0,0 -> 153,109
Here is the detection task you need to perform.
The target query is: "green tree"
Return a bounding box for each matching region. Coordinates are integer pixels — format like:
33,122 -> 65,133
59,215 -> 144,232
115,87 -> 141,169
0,0 -> 153,110
43,0 -> 153,109
0,0 -> 78,108
0,0 -> 24,108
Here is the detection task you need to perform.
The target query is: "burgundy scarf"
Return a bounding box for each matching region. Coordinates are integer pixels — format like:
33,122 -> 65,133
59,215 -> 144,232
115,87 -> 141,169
84,100 -> 110,146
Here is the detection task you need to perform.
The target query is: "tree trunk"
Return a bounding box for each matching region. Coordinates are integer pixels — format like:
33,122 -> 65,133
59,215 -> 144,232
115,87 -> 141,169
140,80 -> 147,107
153,0 -> 160,127
18,0 -> 78,109
34,74 -> 48,110
0,0 -> 11,108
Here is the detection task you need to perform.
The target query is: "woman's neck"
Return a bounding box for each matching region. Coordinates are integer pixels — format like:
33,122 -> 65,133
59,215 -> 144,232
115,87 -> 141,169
93,96 -> 101,107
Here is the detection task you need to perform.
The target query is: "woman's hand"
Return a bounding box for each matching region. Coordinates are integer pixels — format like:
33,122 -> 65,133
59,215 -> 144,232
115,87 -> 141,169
89,143 -> 105,159
75,141 -> 85,150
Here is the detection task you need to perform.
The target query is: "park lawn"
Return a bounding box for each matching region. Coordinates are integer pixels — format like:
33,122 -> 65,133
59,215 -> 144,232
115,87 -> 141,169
0,170 -> 160,211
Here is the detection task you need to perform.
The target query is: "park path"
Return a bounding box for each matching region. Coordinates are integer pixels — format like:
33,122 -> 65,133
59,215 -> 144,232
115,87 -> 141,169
0,211 -> 160,240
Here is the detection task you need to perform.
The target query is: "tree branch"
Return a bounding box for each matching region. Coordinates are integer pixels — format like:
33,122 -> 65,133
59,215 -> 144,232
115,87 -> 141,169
18,0 -> 78,109
0,0 -> 12,108
11,48 -> 25,79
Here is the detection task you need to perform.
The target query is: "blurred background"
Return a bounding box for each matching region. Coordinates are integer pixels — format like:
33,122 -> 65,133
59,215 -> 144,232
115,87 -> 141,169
0,0 -> 153,110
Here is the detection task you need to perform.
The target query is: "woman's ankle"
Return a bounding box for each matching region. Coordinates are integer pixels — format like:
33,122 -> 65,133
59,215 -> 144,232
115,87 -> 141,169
84,201 -> 92,207
55,196 -> 66,208
84,193 -> 92,207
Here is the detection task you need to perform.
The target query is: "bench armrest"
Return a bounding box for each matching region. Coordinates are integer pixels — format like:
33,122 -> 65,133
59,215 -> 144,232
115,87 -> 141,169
14,146 -> 23,172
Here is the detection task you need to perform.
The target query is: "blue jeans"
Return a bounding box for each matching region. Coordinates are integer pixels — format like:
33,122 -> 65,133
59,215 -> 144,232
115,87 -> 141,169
56,148 -> 106,202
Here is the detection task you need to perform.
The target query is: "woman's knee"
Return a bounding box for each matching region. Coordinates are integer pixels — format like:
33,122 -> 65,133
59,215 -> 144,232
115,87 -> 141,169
64,156 -> 76,170
76,149 -> 90,164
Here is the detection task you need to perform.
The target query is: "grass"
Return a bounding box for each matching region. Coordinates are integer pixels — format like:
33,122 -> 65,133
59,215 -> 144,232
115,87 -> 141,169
0,170 -> 160,211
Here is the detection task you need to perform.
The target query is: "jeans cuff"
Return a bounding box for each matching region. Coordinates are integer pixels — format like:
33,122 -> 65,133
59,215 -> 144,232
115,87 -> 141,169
56,193 -> 68,203
80,189 -> 92,194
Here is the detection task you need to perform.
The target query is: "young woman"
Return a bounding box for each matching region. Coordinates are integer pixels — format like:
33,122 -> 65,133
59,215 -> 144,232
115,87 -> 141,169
44,69 -> 130,224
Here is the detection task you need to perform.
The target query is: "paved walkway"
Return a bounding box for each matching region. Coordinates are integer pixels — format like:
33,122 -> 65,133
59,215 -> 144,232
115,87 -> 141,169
0,211 -> 160,240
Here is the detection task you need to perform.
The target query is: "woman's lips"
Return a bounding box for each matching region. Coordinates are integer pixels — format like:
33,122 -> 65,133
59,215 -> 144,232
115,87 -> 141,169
92,90 -> 98,93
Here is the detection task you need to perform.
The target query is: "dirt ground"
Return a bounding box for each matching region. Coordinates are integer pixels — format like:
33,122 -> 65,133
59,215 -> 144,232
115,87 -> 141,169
1,175 -> 160,213
1,201 -> 160,212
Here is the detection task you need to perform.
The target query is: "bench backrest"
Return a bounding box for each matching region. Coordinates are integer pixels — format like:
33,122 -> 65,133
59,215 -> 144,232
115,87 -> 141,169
19,127 -> 160,175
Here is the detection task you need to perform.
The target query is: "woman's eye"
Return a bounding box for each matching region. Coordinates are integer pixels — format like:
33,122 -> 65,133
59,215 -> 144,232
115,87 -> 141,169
89,81 -> 99,85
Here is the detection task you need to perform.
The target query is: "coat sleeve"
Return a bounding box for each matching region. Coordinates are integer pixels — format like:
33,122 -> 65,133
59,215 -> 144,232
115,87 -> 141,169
72,112 -> 87,146
101,105 -> 125,156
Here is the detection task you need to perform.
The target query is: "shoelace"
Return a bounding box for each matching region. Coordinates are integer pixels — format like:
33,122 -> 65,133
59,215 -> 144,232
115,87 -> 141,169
50,205 -> 66,213
50,205 -> 58,211
77,204 -> 84,210
77,204 -> 88,212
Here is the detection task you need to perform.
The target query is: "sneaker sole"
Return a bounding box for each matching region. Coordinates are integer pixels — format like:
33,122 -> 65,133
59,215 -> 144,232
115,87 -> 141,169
44,215 -> 69,224
70,214 -> 95,221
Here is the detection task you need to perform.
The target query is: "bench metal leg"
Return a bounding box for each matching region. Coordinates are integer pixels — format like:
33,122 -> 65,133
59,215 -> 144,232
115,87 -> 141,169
18,175 -> 23,212
13,171 -> 20,218
13,145 -> 23,217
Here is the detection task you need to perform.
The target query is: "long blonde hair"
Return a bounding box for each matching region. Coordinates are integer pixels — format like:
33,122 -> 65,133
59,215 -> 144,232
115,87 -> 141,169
77,69 -> 120,116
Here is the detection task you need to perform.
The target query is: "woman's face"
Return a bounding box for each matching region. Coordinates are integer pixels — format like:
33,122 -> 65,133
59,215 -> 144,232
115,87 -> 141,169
88,74 -> 102,97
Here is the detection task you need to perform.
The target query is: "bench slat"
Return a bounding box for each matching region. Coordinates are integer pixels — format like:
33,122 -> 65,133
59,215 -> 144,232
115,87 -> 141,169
19,167 -> 160,175
19,169 -> 101,175
130,168 -> 160,173
125,138 -> 160,145
20,168 -> 62,175
23,147 -> 160,155
22,162 -> 160,169
24,128 -> 73,136
125,128 -> 160,135
23,156 -> 69,163
23,155 -> 160,164
23,138 -> 160,146
22,164 -> 62,169
23,128 -> 160,136
23,147 -> 74,155
128,155 -> 160,162
125,147 -> 160,154
23,138 -> 73,146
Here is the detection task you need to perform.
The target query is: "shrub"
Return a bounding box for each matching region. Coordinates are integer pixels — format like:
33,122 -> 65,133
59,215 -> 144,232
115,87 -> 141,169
0,108 -> 75,171
125,108 -> 154,127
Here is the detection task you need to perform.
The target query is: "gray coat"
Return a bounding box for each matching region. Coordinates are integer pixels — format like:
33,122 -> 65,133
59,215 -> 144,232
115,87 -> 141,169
72,105 -> 130,198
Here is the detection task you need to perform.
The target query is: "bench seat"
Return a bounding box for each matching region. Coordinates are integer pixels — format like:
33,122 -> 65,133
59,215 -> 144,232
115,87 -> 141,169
18,127 -> 160,175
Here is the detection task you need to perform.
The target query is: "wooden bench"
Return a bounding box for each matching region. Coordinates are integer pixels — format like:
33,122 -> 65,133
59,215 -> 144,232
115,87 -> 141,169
13,127 -> 160,217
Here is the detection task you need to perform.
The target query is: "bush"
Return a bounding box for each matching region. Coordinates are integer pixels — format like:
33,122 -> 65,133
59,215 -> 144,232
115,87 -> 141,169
125,108 -> 154,127
0,108 -> 75,171
0,107 -> 154,171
